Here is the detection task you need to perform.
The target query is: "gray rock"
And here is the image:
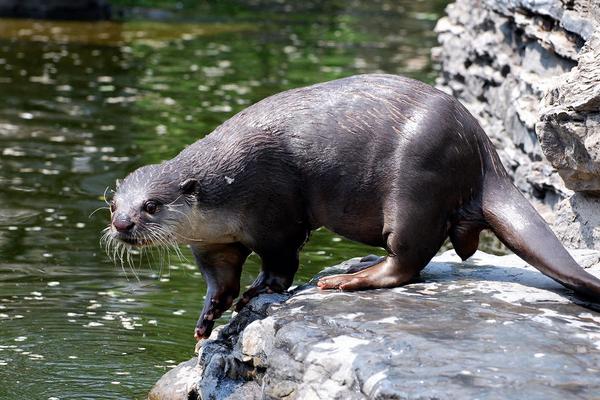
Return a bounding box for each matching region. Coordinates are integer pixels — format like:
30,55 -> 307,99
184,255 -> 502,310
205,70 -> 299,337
486,0 -> 598,40
434,0 -> 577,208
149,251 -> 600,400
554,193 -> 600,250
148,358 -> 200,400
434,0 -> 600,248
537,30 -> 600,195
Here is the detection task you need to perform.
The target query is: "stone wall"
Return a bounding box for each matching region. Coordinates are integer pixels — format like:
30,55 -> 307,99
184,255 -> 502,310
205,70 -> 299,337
434,0 -> 600,249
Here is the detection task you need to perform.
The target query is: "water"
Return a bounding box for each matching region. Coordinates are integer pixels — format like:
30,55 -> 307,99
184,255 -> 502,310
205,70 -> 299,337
0,1 -> 504,398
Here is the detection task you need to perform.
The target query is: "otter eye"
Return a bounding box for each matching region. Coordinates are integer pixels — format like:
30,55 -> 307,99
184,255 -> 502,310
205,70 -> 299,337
110,200 -> 116,213
143,200 -> 158,215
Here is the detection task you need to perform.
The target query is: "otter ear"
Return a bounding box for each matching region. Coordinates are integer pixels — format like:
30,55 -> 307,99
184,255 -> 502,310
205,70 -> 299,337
179,179 -> 200,196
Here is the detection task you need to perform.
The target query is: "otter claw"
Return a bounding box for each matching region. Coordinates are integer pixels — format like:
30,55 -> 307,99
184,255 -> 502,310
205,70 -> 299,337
233,296 -> 250,312
194,319 -> 215,341
317,275 -> 345,290
195,295 -> 228,340
234,286 -> 272,311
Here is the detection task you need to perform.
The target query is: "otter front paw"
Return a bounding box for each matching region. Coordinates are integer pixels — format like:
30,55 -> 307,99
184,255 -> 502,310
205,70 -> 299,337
194,319 -> 215,340
193,293 -> 235,340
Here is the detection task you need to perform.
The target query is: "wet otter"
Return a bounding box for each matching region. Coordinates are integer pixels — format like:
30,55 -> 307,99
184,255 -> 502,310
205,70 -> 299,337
106,74 -> 600,340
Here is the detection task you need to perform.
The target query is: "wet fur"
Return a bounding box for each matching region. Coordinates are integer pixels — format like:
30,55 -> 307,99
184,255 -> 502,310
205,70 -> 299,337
107,74 -> 600,339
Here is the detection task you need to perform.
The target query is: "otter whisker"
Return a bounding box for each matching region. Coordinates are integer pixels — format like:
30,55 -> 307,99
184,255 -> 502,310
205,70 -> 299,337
103,186 -> 110,205
164,194 -> 184,207
142,227 -> 173,276
138,245 -> 146,274
165,205 -> 195,229
126,247 -> 141,283
110,238 -> 119,265
149,243 -> 168,280
147,222 -> 175,243
142,245 -> 154,275
101,231 -> 128,281
101,236 -> 114,260
145,229 -> 167,272
90,206 -> 110,219
114,241 -> 130,281
103,231 -> 117,261
173,232 -> 205,242
99,227 -> 110,248
172,244 -> 186,262
150,223 -> 188,262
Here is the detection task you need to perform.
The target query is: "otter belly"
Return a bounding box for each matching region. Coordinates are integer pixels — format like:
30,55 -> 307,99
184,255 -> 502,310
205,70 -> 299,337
306,178 -> 387,247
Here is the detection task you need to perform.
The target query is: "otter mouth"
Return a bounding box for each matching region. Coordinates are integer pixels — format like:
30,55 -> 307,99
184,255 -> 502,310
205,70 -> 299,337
113,233 -> 151,247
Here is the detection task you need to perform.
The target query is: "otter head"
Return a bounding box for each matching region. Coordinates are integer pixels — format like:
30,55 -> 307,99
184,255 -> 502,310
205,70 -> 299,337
107,164 -> 201,248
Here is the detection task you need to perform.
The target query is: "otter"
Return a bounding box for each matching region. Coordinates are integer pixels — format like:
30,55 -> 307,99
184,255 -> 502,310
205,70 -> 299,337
106,74 -> 600,340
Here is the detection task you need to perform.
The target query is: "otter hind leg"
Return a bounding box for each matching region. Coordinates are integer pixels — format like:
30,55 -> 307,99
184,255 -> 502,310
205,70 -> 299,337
317,254 -> 417,291
317,205 -> 447,290
344,255 -> 386,274
318,212 -> 447,291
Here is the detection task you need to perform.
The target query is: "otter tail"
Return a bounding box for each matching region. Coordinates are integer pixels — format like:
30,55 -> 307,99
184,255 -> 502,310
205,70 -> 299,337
482,176 -> 600,300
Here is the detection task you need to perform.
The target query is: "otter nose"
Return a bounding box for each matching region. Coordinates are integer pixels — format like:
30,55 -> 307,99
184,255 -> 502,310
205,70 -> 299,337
113,215 -> 134,233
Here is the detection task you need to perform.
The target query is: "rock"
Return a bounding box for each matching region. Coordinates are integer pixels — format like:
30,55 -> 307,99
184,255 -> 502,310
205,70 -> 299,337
537,30 -> 600,195
434,0 -> 579,208
149,252 -> 600,400
148,358 -> 201,400
554,193 -> 600,250
490,0 -> 598,41
434,0 -> 600,248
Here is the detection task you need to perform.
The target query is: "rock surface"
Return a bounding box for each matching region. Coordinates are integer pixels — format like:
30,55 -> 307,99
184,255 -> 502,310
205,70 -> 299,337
554,193 -> 600,250
147,358 -> 200,400
149,251 -> 600,400
537,30 -> 600,195
434,0 -> 600,247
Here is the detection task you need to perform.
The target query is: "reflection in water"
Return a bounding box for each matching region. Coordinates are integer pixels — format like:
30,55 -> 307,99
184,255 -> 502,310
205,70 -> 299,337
0,1 -> 506,398
0,18 -> 255,46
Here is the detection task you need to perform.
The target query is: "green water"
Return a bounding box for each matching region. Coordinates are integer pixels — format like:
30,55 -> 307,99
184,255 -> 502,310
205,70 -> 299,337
0,1 -> 500,398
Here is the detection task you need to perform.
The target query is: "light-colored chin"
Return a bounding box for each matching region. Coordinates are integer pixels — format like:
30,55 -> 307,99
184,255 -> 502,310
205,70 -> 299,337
171,209 -> 243,245
172,225 -> 240,246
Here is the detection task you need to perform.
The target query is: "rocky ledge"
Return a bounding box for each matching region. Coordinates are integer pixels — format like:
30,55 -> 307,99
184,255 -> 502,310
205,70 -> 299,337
434,0 -> 600,249
149,250 -> 600,400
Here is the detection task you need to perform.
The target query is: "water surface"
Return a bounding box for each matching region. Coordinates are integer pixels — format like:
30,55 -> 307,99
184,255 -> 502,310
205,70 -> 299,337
0,1 -> 496,398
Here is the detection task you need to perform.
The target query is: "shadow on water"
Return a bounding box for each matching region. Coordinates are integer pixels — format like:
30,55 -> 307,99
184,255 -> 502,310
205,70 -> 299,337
0,1 -> 508,398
